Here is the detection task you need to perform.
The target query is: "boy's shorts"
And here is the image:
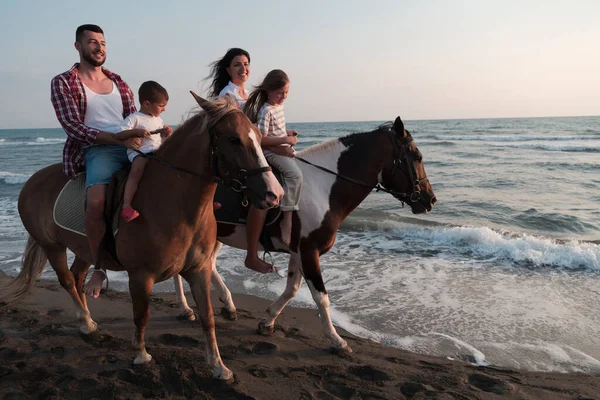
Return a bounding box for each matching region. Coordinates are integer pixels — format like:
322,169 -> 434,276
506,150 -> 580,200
83,145 -> 129,189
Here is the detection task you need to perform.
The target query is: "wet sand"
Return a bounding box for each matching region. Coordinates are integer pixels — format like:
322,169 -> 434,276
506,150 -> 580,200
0,275 -> 599,399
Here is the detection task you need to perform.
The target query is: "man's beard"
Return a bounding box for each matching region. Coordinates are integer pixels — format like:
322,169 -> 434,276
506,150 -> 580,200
82,49 -> 106,67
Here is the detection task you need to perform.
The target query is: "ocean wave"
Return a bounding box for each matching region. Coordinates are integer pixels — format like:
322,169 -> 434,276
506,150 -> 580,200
380,224 -> 600,271
498,144 -> 600,153
431,135 -> 597,142
0,137 -> 65,146
339,215 -> 600,271
0,171 -> 30,184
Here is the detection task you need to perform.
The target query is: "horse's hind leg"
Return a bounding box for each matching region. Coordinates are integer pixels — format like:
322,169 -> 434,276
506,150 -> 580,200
208,243 -> 237,320
181,265 -> 233,380
174,242 -> 234,321
301,250 -> 352,354
259,254 -> 303,334
173,275 -> 196,321
128,273 -> 154,364
45,247 -> 97,334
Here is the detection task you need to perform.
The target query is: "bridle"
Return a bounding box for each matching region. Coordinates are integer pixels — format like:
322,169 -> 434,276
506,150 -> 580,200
294,125 -> 428,205
135,109 -> 271,191
383,133 -> 427,204
207,109 -> 271,192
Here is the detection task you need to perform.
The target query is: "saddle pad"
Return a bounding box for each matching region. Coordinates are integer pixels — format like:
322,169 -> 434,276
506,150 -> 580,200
53,173 -> 119,237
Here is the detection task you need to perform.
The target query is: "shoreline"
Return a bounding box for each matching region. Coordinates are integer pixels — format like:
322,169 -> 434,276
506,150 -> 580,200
1,275 -> 599,399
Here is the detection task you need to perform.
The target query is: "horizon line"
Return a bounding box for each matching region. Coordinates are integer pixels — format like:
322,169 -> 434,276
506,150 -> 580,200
1,114 -> 599,131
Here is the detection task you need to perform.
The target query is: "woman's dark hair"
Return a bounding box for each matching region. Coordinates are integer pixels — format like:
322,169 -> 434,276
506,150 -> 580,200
138,81 -> 169,103
244,69 -> 289,123
207,48 -> 250,98
76,24 -> 103,42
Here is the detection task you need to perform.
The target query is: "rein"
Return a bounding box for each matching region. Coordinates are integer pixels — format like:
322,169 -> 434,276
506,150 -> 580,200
294,128 -> 427,204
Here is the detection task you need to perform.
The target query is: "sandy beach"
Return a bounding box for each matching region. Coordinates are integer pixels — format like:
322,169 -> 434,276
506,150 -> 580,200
0,274 -> 598,399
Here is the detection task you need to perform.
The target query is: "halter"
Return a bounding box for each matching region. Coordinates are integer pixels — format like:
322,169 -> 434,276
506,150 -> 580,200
294,125 -> 427,205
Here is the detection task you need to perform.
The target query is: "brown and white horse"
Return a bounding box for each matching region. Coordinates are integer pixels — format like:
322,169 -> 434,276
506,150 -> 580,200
174,117 -> 436,353
0,95 -> 283,379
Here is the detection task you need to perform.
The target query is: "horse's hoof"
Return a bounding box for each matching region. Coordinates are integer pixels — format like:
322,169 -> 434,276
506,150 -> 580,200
221,307 -> 237,321
79,320 -> 98,335
257,319 -> 274,335
330,344 -> 353,356
133,352 -> 152,365
214,366 -> 234,382
177,309 -> 196,321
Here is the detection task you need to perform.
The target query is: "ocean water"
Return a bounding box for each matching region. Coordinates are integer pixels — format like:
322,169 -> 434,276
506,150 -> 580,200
1,116 -> 600,373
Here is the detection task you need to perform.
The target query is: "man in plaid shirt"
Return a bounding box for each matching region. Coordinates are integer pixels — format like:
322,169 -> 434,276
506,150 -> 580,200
50,24 -> 148,299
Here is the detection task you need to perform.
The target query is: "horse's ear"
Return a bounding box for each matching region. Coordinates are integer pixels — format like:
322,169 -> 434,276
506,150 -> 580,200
394,117 -> 407,138
190,91 -> 209,109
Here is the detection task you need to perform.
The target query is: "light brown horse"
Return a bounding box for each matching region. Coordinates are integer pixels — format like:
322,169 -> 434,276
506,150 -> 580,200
174,117 -> 436,354
0,95 -> 283,380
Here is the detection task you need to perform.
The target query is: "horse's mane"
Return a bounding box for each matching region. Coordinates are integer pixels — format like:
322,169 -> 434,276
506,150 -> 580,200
160,96 -> 239,150
296,127 -> 385,162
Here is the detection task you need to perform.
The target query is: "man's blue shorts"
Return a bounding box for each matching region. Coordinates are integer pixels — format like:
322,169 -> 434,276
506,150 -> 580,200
82,145 -> 129,189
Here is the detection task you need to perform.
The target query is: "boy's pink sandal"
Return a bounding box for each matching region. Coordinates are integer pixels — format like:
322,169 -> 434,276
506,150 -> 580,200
121,206 -> 140,222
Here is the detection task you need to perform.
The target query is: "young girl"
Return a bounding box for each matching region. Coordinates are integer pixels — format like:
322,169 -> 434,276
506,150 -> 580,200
244,70 -> 301,272
120,81 -> 172,222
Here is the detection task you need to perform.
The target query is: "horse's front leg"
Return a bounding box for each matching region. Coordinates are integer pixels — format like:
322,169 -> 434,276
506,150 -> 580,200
173,274 -> 196,321
128,273 -> 154,364
259,254 -> 303,334
181,264 -> 233,381
302,250 -> 352,354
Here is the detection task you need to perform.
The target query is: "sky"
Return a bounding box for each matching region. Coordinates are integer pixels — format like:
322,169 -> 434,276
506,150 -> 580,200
0,0 -> 598,128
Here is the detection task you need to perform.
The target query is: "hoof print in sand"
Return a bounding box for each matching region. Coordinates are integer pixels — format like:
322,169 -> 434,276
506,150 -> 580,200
252,341 -> 278,355
348,365 -> 391,382
247,365 -> 268,378
39,323 -> 62,335
157,333 -> 200,347
468,373 -> 515,394
46,308 -> 64,316
400,382 -> 438,397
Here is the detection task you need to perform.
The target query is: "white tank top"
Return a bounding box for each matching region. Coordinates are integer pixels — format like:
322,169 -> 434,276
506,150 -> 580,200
82,81 -> 124,133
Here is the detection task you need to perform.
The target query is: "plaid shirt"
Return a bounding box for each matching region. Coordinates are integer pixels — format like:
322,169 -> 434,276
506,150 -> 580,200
50,63 -> 136,178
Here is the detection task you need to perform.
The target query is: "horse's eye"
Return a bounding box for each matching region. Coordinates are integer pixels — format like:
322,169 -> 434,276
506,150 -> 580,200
229,137 -> 242,145
415,155 -> 423,162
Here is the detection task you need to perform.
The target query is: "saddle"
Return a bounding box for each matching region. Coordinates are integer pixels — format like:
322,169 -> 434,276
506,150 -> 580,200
53,168 -> 129,238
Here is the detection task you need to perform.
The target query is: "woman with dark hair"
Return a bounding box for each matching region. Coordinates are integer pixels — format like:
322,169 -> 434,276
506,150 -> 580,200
207,48 -> 274,273
207,48 -> 251,107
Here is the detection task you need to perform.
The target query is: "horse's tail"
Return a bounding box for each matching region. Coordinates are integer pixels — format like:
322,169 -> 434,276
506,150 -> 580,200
0,235 -> 47,305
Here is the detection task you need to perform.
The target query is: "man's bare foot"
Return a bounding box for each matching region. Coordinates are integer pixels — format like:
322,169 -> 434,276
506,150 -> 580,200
280,214 -> 292,246
245,255 -> 275,274
83,269 -> 106,299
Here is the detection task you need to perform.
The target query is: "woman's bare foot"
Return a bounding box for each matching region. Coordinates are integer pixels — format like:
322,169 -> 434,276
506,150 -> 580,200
245,255 -> 275,274
280,212 -> 292,246
83,269 -> 106,299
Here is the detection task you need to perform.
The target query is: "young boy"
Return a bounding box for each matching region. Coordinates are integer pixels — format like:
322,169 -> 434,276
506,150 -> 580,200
120,81 -> 172,222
